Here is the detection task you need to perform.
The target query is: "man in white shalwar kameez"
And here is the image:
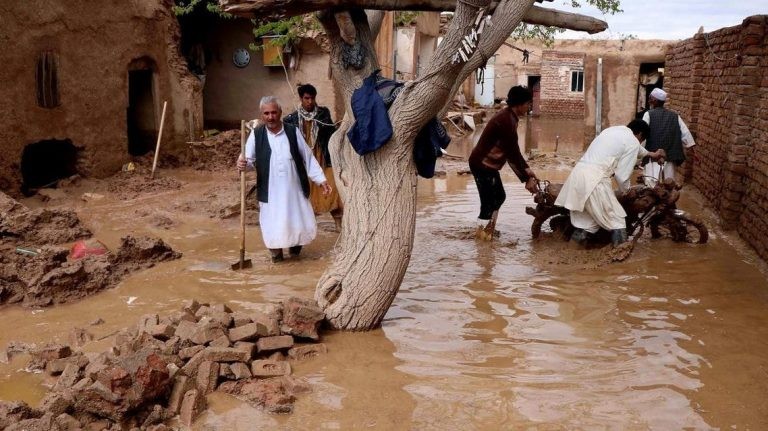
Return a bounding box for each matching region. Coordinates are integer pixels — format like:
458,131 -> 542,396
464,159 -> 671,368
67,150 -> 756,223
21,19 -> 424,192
555,120 -> 666,246
237,96 -> 331,262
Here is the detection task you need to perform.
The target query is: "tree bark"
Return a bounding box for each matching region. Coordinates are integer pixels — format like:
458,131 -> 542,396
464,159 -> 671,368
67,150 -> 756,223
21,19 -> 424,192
312,8 -> 417,330
222,0 -> 607,34
220,0 -> 604,330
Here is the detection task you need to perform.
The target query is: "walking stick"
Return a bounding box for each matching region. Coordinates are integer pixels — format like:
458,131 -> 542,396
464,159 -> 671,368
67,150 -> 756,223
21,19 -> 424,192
150,101 -> 168,180
231,120 -> 252,270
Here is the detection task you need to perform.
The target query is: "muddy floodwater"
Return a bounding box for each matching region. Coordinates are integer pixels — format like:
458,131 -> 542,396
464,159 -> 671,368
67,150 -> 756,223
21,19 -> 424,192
2,118 -> 768,429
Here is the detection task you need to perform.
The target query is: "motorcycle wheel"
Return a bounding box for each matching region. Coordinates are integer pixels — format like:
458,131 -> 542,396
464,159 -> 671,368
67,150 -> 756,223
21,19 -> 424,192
657,211 -> 709,244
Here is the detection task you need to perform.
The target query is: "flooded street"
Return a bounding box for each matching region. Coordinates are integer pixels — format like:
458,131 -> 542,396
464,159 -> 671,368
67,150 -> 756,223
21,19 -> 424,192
1,118 -> 768,429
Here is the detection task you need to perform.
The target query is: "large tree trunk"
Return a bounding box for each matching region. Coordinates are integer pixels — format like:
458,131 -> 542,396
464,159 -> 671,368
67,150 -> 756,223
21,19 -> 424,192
313,9 -> 417,330
312,1 -> 537,330
220,0 -> 606,330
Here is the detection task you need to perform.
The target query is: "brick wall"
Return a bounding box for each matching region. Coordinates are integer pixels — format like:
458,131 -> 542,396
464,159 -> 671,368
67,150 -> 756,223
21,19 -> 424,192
665,15 -> 768,260
539,51 -> 585,118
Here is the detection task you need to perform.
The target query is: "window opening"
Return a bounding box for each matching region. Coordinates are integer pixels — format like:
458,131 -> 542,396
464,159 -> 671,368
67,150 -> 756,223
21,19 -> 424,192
36,51 -> 60,108
570,70 -> 584,92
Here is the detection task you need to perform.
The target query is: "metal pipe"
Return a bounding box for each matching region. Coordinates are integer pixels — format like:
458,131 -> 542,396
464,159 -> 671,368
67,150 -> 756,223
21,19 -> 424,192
595,57 -> 603,137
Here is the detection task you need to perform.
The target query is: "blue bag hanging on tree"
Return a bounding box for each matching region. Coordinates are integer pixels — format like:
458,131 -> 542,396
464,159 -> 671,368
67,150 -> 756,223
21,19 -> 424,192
347,70 -> 393,155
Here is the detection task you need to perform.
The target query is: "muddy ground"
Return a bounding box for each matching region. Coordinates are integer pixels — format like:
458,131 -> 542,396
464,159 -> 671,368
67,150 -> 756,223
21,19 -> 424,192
1,118 -> 768,429
1,176 -> 183,308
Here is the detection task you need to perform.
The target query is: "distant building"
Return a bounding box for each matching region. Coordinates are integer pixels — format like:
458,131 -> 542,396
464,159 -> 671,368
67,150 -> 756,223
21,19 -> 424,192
492,38 -> 671,142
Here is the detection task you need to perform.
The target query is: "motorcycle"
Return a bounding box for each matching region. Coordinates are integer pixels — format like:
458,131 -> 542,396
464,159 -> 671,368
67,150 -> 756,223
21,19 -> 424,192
525,177 -> 708,248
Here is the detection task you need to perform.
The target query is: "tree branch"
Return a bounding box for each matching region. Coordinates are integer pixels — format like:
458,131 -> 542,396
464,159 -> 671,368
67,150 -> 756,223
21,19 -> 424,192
220,0 -> 607,34
522,5 -> 606,33
436,0 -> 551,117
365,10 -> 386,39
387,0 -> 494,141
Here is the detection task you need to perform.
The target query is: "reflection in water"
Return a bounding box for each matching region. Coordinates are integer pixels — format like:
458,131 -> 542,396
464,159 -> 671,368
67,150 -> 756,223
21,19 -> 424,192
523,116 -> 586,154
397,176 -> 768,429
0,167 -> 767,429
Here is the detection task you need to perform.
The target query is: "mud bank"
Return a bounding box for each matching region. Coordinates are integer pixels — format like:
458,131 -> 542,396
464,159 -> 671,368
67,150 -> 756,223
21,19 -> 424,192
183,129 -> 241,172
1,193 -> 181,307
0,297 -> 326,430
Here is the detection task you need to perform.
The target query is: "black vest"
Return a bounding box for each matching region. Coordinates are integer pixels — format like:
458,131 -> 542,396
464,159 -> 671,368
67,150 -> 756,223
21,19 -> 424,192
646,108 -> 685,165
253,124 -> 310,203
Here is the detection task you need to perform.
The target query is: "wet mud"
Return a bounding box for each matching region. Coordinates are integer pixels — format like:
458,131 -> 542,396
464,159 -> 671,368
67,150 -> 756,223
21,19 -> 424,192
1,234 -> 181,308
104,171 -> 184,202
0,116 -> 766,429
183,129 -> 242,172
1,193 -> 181,308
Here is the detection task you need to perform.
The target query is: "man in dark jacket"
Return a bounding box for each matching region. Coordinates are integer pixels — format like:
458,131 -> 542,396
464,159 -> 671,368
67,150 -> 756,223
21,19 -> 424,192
642,88 -> 697,186
283,84 -> 343,230
469,86 -> 538,241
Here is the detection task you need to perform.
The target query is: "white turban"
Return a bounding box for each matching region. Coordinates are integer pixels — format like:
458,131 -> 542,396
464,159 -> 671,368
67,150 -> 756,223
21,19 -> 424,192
650,88 -> 667,102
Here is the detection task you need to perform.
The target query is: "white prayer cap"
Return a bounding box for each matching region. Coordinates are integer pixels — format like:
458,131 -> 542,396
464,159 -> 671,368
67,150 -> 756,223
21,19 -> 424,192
650,88 -> 667,102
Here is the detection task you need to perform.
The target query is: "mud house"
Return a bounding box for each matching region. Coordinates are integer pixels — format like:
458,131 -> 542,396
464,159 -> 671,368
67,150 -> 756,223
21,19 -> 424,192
393,13 -> 440,80
0,0 -> 203,195
492,38 -> 671,143
0,0 -> 387,197
178,10 -> 339,130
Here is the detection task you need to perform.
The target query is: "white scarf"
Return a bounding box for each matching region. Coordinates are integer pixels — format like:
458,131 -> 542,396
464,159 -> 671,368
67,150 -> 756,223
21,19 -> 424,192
297,106 -> 319,149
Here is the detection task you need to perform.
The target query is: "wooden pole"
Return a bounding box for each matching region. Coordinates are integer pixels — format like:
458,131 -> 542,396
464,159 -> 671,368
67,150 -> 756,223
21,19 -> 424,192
150,101 -> 168,180
239,120 -> 247,268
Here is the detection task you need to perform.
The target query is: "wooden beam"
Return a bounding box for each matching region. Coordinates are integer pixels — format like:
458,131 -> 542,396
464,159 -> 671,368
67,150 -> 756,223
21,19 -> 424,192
220,0 -> 608,34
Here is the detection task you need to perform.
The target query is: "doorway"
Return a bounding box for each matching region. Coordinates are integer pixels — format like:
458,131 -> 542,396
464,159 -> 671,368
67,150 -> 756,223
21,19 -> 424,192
637,62 -> 665,117
127,67 -> 156,156
527,75 -> 541,116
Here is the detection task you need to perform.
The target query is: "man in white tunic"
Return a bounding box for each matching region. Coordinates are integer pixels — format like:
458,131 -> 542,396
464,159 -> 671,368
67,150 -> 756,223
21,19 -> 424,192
555,120 -> 666,246
237,96 -> 331,262
641,88 -> 696,186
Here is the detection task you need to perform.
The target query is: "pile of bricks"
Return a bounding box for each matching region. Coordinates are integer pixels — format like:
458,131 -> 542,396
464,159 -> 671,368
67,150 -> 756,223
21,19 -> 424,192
0,296 -> 327,430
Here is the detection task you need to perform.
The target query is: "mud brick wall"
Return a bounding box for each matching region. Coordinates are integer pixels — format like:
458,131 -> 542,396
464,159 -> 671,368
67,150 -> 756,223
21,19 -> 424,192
540,51 -> 586,118
0,0 -> 203,194
665,15 -> 768,260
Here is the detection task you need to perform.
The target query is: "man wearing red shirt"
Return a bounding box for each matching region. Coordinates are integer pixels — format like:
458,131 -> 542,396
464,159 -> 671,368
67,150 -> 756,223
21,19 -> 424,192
469,86 -> 538,240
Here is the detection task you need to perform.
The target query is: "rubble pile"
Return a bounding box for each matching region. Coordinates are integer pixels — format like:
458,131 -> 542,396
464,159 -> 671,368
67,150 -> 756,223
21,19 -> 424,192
0,297 -> 327,430
0,192 -> 90,245
1,192 -> 181,307
1,235 -> 181,308
183,129 -> 241,172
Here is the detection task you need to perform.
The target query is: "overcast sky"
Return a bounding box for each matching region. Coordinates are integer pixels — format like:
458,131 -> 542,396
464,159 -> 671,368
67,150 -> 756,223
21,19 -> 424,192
549,0 -> 768,40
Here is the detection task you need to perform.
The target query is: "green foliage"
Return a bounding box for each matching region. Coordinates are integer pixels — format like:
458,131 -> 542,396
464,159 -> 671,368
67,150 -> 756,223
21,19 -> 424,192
510,23 -> 563,47
395,11 -> 420,27
570,0 -> 623,14
250,15 -> 321,51
172,0 -> 232,18
510,0 -> 622,44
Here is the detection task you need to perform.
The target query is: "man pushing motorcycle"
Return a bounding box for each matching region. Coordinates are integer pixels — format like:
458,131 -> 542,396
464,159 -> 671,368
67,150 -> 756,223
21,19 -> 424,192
554,119 -> 666,247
